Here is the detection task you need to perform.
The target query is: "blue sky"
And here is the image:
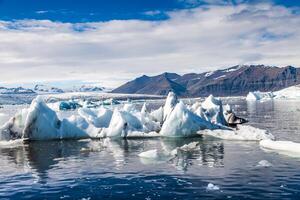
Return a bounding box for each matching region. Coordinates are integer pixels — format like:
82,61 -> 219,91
0,0 -> 299,22
0,0 -> 300,88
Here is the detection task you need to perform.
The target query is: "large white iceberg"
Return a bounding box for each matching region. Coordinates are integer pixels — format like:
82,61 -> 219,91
160,101 -> 217,137
274,85 -> 300,99
246,91 -> 275,101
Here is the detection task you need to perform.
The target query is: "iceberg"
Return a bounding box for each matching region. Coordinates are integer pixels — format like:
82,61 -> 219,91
199,95 -> 227,126
0,97 -> 100,140
200,125 -> 274,141
163,91 -> 178,122
274,85 -> 300,99
246,91 -> 275,101
0,91 -> 271,141
160,101 -> 217,137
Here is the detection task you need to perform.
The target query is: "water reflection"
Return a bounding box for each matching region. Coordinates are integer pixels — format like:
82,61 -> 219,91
0,138 -> 226,182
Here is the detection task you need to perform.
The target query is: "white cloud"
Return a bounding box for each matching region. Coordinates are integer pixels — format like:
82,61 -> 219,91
0,3 -> 300,88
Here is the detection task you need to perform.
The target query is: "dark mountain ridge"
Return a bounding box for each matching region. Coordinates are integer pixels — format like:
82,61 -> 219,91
112,65 -> 300,97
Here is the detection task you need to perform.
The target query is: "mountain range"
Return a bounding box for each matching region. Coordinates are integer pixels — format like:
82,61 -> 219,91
112,65 -> 300,97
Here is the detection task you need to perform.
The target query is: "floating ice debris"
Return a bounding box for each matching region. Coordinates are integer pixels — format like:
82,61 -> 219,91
102,98 -> 120,106
200,125 -> 274,141
59,101 -> 81,110
256,160 -> 272,167
177,141 -> 199,151
260,140 -> 300,155
206,183 -> 220,191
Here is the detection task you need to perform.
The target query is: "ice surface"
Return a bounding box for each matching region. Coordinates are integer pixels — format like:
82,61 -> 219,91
78,107 -> 113,128
200,125 -> 274,141
260,140 -> 300,156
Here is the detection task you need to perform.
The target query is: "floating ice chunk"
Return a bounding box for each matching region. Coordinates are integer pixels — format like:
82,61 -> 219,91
206,183 -> 220,191
23,96 -> 63,139
138,148 -> 176,163
22,96 -> 93,140
139,149 -> 159,159
160,101 -> 216,137
59,101 -> 81,110
256,160 -> 272,167
163,91 -> 178,121
102,98 -> 120,106
0,108 -> 28,140
201,95 -> 227,125
78,107 -> 113,128
177,141 -> 199,151
200,125 -> 274,141
260,140 -> 300,156
246,91 -> 275,101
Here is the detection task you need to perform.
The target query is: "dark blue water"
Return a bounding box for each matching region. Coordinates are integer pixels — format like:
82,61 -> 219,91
1,99 -> 300,200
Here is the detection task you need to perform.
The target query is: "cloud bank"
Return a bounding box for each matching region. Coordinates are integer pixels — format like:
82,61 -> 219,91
0,3 -> 300,88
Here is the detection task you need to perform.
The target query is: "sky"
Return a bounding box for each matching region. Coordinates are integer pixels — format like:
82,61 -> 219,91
0,0 -> 300,89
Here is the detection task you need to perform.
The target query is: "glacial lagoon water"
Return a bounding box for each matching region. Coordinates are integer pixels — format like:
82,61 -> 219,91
1,99 -> 300,199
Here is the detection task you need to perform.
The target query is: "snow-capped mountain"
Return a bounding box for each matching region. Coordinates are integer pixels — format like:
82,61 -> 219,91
0,87 -> 35,94
34,84 -> 64,94
72,85 -> 104,92
70,85 -> 111,92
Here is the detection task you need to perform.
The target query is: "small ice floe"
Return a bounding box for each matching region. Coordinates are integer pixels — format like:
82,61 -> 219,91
206,183 -> 220,191
260,140 -> 300,157
138,149 -> 176,165
139,149 -> 159,159
256,160 -> 272,167
200,125 -> 274,141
